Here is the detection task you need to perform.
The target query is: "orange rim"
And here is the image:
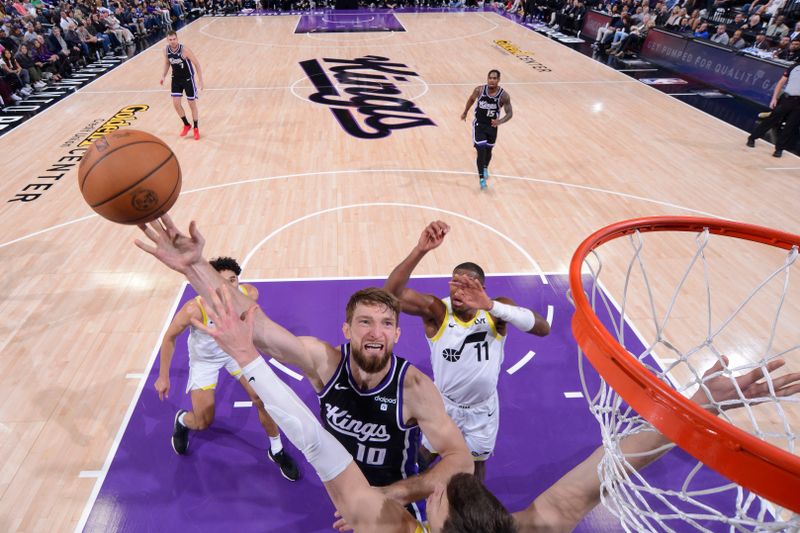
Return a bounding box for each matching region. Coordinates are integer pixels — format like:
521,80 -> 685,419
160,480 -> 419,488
569,216 -> 800,513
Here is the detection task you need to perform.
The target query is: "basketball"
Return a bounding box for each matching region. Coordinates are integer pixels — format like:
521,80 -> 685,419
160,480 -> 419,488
77,129 -> 182,225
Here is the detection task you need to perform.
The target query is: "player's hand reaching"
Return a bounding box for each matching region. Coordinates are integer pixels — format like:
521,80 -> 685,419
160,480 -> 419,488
416,220 -> 450,254
190,284 -> 260,368
135,215 -> 206,275
691,355 -> 800,411
449,274 -> 492,310
154,374 -> 170,400
159,77 -> 164,86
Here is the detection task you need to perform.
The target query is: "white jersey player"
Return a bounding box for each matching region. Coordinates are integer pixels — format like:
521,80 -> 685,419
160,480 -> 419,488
385,221 -> 550,480
155,256 -> 299,480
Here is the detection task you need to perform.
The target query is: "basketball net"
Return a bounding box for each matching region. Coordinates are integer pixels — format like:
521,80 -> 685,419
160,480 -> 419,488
569,218 -> 800,531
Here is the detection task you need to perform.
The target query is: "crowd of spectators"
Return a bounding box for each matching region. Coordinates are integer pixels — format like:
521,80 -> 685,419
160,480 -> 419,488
517,0 -> 800,62
0,0 -> 207,108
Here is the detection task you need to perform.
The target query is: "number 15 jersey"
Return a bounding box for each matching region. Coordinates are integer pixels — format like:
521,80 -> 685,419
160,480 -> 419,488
428,297 -> 507,406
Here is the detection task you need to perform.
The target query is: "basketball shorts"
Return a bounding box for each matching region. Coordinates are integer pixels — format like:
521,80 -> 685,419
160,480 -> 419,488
422,392 -> 499,461
185,354 -> 242,392
473,122 -> 498,147
171,76 -> 197,100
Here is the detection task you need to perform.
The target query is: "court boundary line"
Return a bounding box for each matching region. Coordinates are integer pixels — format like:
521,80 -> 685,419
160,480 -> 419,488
0,168 -> 730,251
74,283 -> 187,533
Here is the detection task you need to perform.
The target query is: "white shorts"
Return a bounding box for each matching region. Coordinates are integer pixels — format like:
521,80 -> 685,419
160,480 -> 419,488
185,355 -> 243,393
422,392 -> 499,461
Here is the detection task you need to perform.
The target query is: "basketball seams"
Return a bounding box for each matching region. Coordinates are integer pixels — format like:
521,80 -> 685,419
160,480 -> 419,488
79,140 -> 169,192
115,164 -> 182,225
89,154 -> 175,208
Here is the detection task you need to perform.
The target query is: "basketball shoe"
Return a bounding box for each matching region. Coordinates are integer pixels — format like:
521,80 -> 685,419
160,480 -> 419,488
193,127 -> 200,140
179,124 -> 191,137
172,409 -> 189,455
268,448 -> 300,481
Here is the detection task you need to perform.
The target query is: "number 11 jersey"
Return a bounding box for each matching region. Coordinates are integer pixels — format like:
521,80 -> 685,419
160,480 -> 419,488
428,297 -> 507,406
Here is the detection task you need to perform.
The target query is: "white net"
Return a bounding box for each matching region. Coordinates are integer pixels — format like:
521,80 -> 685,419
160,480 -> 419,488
576,225 -> 800,532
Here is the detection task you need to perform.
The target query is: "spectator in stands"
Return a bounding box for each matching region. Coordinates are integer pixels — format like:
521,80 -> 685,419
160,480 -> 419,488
0,28 -> 16,53
693,21 -> 709,38
730,12 -> 747,31
789,20 -> 800,40
31,36 -> 66,79
730,28 -> 748,48
772,35 -> 791,56
23,22 -> 37,43
665,6 -> 682,27
763,0 -> 786,20
776,36 -> 800,60
677,16 -> 692,33
653,2 -> 669,25
766,14 -> 789,39
46,27 -> 83,69
741,13 -> 764,33
753,31 -> 772,49
14,43 -> 46,88
1,47 -> 32,96
59,10 -> 78,31
710,22 -> 729,44
64,23 -> 89,62
522,0 -> 537,22
687,8 -> 703,30
0,75 -> 19,105
90,12 -> 120,51
75,22 -> 103,59
611,15 -> 653,57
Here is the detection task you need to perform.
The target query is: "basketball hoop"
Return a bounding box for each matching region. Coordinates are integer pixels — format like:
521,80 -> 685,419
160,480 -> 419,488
569,216 -> 800,529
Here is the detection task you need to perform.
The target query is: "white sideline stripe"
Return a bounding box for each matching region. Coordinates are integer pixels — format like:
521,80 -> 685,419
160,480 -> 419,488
506,351 -> 535,375
234,401 -> 253,408
74,284 -> 186,533
617,68 -> 658,72
269,358 -> 303,381
564,391 -> 584,398
125,373 -> 145,379
78,471 -> 102,478
546,305 -> 554,326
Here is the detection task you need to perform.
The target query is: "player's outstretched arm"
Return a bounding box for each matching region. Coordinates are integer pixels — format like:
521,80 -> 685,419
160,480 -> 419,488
135,216 -> 320,377
192,284 -> 415,533
450,275 -> 550,336
512,356 -> 800,532
382,366 -> 474,504
154,299 -> 198,400
384,221 -> 449,324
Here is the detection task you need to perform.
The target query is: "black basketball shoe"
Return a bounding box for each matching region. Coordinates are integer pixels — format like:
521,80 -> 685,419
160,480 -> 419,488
171,409 -> 189,455
268,448 -> 300,481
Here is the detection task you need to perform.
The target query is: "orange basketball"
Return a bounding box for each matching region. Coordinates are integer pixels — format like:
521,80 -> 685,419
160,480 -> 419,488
77,129 -> 182,225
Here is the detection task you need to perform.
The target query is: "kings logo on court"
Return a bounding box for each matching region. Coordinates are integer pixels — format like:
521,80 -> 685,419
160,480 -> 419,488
299,55 -> 435,139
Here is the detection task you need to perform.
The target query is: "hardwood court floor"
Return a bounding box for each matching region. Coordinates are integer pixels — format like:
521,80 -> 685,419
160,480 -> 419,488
0,11 -> 798,531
